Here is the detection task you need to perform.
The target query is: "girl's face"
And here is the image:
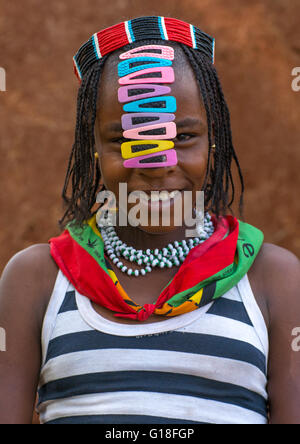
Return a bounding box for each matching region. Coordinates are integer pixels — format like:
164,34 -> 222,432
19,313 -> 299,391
95,46 -> 210,234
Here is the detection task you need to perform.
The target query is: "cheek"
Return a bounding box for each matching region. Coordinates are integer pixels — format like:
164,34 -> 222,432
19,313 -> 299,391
177,139 -> 209,189
99,152 -> 130,192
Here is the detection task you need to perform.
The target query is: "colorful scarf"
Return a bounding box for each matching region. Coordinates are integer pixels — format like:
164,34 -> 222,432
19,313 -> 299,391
49,215 -> 263,321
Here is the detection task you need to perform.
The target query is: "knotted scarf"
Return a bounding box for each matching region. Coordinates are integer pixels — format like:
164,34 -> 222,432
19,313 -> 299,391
49,214 -> 263,321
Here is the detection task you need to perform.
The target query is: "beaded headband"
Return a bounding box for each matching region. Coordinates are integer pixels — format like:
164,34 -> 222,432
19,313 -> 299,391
73,16 -> 215,82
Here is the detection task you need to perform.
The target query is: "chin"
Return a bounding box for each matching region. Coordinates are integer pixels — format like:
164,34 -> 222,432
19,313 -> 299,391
137,224 -> 182,235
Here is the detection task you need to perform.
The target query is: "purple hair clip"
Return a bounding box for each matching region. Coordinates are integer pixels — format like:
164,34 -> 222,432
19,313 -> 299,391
121,113 -> 175,130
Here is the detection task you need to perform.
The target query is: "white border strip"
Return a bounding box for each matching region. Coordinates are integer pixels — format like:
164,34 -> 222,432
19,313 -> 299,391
125,21 -> 133,44
73,56 -> 82,80
93,33 -> 102,59
190,24 -> 197,49
212,38 -> 216,64
160,17 -> 169,40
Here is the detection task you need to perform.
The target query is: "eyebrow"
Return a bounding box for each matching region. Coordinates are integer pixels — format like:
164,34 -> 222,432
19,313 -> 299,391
105,117 -> 205,134
176,117 -> 205,130
105,122 -> 123,133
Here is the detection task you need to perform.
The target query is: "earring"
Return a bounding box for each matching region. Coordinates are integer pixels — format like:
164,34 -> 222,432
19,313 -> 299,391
94,152 -> 99,159
211,144 -> 216,151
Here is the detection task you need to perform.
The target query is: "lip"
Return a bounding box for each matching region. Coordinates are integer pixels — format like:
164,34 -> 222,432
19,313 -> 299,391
127,187 -> 188,196
129,188 -> 184,192
129,189 -> 183,200
128,189 -> 185,215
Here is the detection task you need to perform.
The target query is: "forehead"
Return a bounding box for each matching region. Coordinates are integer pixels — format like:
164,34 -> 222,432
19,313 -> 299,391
97,43 -> 205,130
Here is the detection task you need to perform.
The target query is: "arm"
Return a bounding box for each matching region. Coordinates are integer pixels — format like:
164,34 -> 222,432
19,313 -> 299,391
0,244 -> 58,424
259,244 -> 300,424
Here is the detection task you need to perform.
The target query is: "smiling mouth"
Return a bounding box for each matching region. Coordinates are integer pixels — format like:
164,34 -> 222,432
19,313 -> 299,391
130,189 -> 183,201
136,190 -> 182,202
128,190 -> 187,212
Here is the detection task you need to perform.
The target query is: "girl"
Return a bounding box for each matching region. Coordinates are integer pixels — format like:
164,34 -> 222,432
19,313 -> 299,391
0,16 -> 299,425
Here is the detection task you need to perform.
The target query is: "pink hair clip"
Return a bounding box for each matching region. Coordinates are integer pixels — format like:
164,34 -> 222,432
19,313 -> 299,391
118,67 -> 175,85
121,113 -> 175,130
120,45 -> 174,60
118,84 -> 171,103
123,149 -> 177,168
123,122 -> 177,140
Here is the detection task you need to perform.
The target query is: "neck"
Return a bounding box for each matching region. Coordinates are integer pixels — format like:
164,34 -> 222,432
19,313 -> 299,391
115,224 -> 190,251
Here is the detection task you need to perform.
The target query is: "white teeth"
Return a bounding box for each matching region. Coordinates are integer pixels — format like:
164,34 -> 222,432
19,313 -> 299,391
150,194 -> 160,202
169,190 -> 180,198
140,194 -> 149,202
159,191 -> 170,201
135,190 -> 182,203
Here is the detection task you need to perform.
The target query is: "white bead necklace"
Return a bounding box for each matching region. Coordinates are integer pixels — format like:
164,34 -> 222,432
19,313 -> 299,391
98,213 -> 215,277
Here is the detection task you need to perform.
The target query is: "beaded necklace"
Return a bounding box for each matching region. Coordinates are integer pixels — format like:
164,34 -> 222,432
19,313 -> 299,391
98,212 -> 214,277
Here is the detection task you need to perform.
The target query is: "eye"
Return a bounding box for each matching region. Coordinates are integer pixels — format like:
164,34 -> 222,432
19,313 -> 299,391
176,133 -> 194,142
112,137 -> 128,145
112,134 -> 195,144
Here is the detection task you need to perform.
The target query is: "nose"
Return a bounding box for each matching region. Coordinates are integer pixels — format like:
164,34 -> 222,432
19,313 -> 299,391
135,147 -> 179,178
138,164 -> 177,179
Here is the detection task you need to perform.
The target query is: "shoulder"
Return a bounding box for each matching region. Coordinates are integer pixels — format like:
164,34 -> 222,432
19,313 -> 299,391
0,245 -> 59,423
248,242 -> 300,327
1,243 -> 58,285
0,243 -> 58,326
249,244 -> 300,423
251,242 -> 300,286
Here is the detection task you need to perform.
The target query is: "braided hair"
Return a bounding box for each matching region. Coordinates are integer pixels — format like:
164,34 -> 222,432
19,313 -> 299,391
59,39 -> 244,229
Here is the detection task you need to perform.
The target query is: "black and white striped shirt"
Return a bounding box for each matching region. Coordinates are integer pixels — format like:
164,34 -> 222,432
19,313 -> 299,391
37,271 -> 268,424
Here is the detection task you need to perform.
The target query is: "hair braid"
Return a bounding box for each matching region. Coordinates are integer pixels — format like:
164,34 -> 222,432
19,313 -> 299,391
59,58 -> 107,228
181,45 -> 244,218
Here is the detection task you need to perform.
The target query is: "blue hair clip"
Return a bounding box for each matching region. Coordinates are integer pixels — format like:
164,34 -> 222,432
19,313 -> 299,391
123,96 -> 177,113
118,57 -> 172,77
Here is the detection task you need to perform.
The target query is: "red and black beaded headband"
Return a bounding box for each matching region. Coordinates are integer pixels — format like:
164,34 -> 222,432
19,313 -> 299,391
73,16 -> 215,82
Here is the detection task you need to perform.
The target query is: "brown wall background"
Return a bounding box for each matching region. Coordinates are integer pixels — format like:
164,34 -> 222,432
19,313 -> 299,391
1,0 -> 300,273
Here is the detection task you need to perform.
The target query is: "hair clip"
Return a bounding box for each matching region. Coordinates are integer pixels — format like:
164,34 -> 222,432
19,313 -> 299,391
119,45 -> 175,61
118,57 -> 172,77
123,149 -> 177,168
118,67 -> 175,85
123,96 -> 177,113
121,140 -> 174,159
123,122 -> 177,140
118,84 -> 171,103
121,113 -> 175,130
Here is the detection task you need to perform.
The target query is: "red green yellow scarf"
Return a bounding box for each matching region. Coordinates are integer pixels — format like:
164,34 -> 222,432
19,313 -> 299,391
49,215 -> 263,321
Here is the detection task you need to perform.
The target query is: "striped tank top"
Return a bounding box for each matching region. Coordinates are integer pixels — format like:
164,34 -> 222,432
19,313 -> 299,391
37,270 -> 269,424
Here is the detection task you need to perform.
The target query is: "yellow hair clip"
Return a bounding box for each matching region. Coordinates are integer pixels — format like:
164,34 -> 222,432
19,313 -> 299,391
121,140 -> 174,159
